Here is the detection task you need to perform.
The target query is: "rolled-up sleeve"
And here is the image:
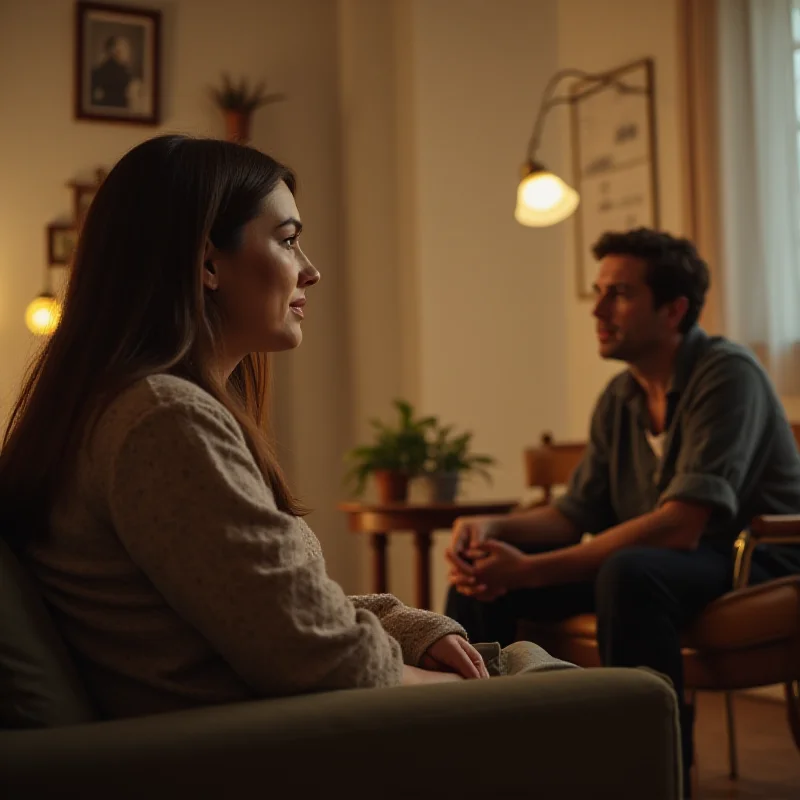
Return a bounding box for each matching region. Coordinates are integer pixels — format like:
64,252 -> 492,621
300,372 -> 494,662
658,355 -> 770,522
555,393 -> 617,534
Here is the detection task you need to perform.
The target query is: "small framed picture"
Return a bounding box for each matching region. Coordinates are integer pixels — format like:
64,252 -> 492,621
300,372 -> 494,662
47,224 -> 79,267
72,184 -> 99,228
75,2 -> 161,125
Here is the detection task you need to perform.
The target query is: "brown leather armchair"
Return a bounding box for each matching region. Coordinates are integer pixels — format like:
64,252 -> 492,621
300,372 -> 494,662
517,432 -> 800,780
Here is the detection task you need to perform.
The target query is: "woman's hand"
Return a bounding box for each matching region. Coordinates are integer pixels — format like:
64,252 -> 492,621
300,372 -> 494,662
419,634 -> 490,679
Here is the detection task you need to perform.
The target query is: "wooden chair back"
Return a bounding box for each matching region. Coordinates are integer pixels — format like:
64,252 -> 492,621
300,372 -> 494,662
523,432 -> 586,504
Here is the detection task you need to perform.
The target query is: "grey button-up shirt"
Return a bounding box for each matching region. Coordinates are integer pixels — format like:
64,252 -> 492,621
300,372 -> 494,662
555,327 -> 800,548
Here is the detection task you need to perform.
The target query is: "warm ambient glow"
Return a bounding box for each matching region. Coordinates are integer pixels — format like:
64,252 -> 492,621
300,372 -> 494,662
514,166 -> 580,227
25,294 -> 61,336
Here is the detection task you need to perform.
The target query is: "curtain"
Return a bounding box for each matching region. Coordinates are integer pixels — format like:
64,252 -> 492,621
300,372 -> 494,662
718,0 -> 800,395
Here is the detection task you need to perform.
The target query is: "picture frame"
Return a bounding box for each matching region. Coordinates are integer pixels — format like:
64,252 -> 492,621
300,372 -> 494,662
570,58 -> 658,298
47,224 -> 78,267
69,168 -> 107,228
75,1 -> 161,125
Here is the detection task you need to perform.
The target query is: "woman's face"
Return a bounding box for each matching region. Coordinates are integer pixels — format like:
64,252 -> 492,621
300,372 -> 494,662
206,181 -> 320,363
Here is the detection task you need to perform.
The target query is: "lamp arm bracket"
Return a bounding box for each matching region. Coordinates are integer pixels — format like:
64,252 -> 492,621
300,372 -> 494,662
526,68 -> 648,160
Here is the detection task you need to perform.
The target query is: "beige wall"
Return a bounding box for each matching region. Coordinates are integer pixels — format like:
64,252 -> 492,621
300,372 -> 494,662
557,0 -> 687,438
409,0 -> 564,610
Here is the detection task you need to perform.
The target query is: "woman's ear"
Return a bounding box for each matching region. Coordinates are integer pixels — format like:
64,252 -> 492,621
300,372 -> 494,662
203,241 -> 220,291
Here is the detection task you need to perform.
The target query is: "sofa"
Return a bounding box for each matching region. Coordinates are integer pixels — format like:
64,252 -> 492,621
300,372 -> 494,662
0,539 -> 682,799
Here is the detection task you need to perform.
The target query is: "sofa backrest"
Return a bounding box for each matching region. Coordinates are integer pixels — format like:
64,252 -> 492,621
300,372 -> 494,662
0,538 -> 95,727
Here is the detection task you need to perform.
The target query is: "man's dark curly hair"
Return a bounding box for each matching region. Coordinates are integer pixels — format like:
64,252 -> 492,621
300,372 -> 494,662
592,228 -> 710,334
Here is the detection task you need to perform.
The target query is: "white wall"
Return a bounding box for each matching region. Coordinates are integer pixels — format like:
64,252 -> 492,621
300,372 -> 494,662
0,0 -> 360,590
557,0 -> 686,437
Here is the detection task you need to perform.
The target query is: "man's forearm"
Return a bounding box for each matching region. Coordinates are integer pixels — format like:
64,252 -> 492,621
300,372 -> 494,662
494,504 -> 582,547
519,502 -> 707,587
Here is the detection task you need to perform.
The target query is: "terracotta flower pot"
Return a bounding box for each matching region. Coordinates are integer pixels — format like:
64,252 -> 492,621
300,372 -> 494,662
373,470 -> 410,504
223,109 -> 252,144
418,472 -> 460,504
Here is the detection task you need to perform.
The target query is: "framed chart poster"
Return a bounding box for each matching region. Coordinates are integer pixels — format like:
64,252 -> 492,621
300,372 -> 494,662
570,59 -> 658,298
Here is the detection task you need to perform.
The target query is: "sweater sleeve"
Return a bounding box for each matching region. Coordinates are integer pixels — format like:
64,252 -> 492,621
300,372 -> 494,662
104,398 -> 404,697
349,594 -> 467,666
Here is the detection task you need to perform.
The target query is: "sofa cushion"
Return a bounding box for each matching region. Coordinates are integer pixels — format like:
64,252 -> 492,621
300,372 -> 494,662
0,539 -> 95,728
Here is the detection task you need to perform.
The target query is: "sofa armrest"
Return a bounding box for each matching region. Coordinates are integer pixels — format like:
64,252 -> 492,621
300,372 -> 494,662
0,668 -> 680,800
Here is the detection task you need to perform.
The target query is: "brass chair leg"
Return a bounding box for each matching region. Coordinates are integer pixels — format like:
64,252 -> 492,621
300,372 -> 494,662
725,691 -> 739,780
786,680 -> 800,751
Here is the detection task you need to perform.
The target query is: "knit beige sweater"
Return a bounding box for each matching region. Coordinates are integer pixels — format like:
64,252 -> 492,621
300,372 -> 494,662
26,375 -> 465,719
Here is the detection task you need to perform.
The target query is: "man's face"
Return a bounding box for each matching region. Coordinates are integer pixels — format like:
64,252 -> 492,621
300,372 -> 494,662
113,37 -> 132,66
592,254 -> 675,363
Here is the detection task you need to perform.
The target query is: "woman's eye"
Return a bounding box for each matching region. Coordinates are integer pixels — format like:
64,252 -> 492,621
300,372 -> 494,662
283,234 -> 299,249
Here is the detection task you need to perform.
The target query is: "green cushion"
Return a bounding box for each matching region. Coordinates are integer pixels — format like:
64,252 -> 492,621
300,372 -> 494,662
0,539 -> 95,727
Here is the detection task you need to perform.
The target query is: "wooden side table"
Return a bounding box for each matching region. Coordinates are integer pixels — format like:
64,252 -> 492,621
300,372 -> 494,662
337,501 -> 517,610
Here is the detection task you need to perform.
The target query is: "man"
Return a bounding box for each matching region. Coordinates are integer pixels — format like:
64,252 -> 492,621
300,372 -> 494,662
445,228 -> 800,798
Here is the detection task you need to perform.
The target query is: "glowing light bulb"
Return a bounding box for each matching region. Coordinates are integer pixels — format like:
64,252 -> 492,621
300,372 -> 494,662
514,167 -> 580,227
25,294 -> 61,335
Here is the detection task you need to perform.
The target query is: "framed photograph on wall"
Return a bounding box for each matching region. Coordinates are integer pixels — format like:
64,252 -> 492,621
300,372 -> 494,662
570,58 -> 658,298
75,2 -> 161,125
47,224 -> 78,267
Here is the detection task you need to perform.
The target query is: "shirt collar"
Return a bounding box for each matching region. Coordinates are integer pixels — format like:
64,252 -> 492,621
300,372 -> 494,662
614,326 -> 710,405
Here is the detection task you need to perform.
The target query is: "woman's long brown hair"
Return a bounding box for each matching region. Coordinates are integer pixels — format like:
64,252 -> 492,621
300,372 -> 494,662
0,135 -> 303,547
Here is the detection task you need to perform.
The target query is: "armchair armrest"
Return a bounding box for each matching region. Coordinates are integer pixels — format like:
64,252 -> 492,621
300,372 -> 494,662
750,514 -> 800,540
0,669 -> 680,800
733,515 -> 800,589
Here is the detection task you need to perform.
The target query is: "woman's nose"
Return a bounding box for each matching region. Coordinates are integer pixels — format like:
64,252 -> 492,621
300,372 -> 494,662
300,257 -> 320,287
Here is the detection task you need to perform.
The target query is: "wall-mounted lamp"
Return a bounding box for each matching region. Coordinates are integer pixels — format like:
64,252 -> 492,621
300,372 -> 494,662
26,244 -> 62,336
515,67 -> 649,227
25,290 -> 61,336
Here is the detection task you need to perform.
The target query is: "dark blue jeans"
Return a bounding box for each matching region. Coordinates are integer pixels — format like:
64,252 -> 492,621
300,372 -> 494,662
445,541 -> 800,798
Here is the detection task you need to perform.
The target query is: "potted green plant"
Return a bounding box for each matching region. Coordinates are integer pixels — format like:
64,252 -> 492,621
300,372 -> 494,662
420,425 -> 496,503
345,400 -> 437,503
210,74 -> 286,143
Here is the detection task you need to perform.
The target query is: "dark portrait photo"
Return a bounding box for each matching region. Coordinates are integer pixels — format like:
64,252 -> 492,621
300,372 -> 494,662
75,3 -> 160,125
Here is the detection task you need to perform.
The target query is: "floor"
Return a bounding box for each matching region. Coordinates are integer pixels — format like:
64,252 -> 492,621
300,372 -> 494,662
695,692 -> 800,799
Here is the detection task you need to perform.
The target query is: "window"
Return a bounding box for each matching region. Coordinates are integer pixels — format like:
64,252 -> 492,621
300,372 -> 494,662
793,2 -> 800,173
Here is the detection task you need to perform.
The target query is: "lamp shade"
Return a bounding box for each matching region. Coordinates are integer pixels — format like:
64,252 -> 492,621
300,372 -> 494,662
25,292 -> 61,336
514,163 -> 579,227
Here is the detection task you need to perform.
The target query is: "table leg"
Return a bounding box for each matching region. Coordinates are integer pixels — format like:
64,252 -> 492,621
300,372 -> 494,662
371,533 -> 388,594
414,530 -> 432,610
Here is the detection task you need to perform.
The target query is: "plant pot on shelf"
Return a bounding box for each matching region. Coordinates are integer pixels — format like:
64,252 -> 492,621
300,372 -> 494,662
419,472 -> 460,504
223,109 -> 252,143
373,470 -> 410,504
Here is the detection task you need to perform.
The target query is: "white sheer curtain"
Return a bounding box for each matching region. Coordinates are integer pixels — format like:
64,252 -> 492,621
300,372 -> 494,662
718,0 -> 800,394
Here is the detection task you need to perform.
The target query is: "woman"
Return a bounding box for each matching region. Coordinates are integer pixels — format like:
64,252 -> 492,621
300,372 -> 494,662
0,135 -> 492,719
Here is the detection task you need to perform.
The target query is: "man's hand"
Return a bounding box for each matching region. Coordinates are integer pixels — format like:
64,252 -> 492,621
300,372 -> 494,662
449,515 -> 501,556
419,634 -> 490,679
465,540 -> 533,593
